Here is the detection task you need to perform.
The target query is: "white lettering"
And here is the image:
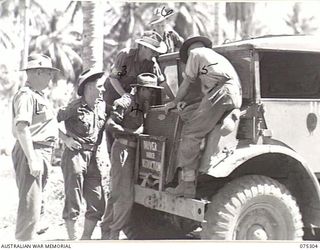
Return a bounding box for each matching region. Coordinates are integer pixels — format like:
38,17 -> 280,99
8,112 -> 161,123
146,151 -> 155,159
142,159 -> 161,172
32,244 -> 43,248
143,141 -> 158,151
44,244 -> 71,249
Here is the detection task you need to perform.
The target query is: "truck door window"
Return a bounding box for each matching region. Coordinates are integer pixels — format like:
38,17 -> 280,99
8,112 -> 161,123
160,56 -> 202,104
260,52 -> 320,98
163,65 -> 179,97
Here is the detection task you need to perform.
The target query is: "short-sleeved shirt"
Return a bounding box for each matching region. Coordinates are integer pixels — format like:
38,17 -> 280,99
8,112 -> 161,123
109,94 -> 144,141
162,30 -> 184,53
12,85 -> 58,146
185,47 -> 242,98
104,48 -> 155,106
57,98 -> 106,145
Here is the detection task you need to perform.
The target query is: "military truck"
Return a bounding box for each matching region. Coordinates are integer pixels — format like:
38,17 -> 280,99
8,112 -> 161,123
124,35 -> 320,240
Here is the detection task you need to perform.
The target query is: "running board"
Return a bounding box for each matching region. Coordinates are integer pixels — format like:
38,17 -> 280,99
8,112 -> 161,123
134,185 -> 209,222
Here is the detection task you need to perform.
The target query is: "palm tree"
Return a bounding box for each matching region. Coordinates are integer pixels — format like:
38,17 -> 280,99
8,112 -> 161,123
27,2 -> 83,83
103,2 -> 155,70
82,1 -> 105,70
28,14 -> 82,83
0,0 -> 20,50
174,2 -> 211,39
285,3 -> 317,35
226,2 -> 255,40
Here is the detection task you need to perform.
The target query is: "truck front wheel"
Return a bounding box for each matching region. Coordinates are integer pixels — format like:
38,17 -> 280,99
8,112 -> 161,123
201,175 -> 304,240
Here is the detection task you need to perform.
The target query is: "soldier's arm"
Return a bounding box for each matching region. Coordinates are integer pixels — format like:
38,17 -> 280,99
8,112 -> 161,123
106,117 -> 141,135
109,49 -> 129,96
174,77 -> 191,104
13,90 -> 43,177
164,77 -> 191,114
15,121 -> 43,178
170,30 -> 184,48
58,127 -> 81,151
110,78 -> 126,96
106,96 -> 141,135
57,102 -> 81,150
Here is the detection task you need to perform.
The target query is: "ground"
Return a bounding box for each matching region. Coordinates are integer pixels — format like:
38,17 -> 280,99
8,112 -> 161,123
0,140 -> 127,241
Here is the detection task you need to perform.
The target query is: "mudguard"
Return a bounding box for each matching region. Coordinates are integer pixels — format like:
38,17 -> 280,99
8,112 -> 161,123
200,140 -> 320,229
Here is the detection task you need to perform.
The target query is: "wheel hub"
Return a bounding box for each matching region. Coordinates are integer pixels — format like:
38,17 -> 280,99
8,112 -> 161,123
235,204 -> 285,240
247,224 -> 268,240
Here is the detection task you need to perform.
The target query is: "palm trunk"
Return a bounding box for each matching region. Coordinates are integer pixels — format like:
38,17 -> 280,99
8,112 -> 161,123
21,0 -> 30,84
82,1 -> 105,70
213,2 -> 220,45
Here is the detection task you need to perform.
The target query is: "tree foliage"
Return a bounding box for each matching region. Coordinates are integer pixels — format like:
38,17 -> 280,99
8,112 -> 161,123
225,2 -> 255,40
285,3 -> 318,35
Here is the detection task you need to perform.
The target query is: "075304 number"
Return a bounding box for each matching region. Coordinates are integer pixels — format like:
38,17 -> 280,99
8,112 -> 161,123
300,244 -> 318,248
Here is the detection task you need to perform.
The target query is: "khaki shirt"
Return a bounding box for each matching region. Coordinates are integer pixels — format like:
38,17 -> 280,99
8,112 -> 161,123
57,98 -> 106,145
12,85 -> 58,146
109,48 -> 154,89
109,94 -> 144,141
162,30 -> 184,53
104,48 -> 155,107
184,47 -> 242,108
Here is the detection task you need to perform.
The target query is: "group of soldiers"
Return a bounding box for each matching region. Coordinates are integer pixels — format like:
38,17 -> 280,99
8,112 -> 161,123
11,6 -> 242,241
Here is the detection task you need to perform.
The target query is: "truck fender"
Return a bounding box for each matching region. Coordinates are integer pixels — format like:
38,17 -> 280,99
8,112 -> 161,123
202,144 -> 320,230
204,144 -> 306,177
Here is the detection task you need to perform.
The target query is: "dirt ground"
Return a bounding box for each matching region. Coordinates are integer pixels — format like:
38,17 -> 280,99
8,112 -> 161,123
0,143 -> 127,241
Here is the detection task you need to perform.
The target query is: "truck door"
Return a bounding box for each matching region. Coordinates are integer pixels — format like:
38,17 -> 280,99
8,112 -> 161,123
259,51 -> 320,175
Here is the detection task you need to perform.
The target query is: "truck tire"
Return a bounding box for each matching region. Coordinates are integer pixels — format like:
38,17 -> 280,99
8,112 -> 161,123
201,175 -> 304,240
124,204 -> 193,239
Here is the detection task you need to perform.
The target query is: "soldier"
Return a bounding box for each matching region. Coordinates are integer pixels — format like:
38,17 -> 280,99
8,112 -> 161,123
57,69 -> 107,240
11,54 -> 60,241
150,5 -> 184,53
103,31 -> 167,153
165,36 -> 242,198
101,73 -> 163,240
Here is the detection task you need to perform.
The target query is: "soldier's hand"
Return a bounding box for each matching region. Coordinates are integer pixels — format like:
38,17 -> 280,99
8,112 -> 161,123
65,137 -> 81,151
177,101 -> 187,112
28,158 -> 43,178
113,94 -> 131,108
164,101 -> 176,114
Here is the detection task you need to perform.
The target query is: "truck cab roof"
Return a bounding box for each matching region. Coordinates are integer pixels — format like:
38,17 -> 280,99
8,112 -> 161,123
215,35 -> 320,53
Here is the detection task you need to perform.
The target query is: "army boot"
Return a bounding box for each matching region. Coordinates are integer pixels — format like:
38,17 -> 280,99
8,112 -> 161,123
109,230 -> 120,240
166,169 -> 196,198
166,181 -> 196,198
101,228 -> 111,240
80,218 -> 98,240
65,219 -> 78,240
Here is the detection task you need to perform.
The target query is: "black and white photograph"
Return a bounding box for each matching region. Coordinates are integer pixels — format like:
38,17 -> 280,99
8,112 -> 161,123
1,0 -> 320,248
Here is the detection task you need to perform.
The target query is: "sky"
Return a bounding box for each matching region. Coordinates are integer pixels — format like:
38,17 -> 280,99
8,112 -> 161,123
255,1 -> 320,34
42,1 -> 320,37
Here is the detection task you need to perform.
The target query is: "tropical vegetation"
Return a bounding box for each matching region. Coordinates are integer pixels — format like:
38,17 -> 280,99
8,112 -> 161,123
0,1 -> 319,151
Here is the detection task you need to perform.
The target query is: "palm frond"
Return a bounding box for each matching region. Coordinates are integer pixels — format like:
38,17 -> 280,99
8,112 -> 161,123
63,45 -> 82,66
56,44 -> 75,81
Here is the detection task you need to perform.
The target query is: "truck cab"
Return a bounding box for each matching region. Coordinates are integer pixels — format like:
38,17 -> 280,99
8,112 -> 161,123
125,35 -> 320,240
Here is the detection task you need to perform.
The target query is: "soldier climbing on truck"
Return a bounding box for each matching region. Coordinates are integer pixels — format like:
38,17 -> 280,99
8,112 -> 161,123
164,36 -> 242,198
118,35 -> 320,241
